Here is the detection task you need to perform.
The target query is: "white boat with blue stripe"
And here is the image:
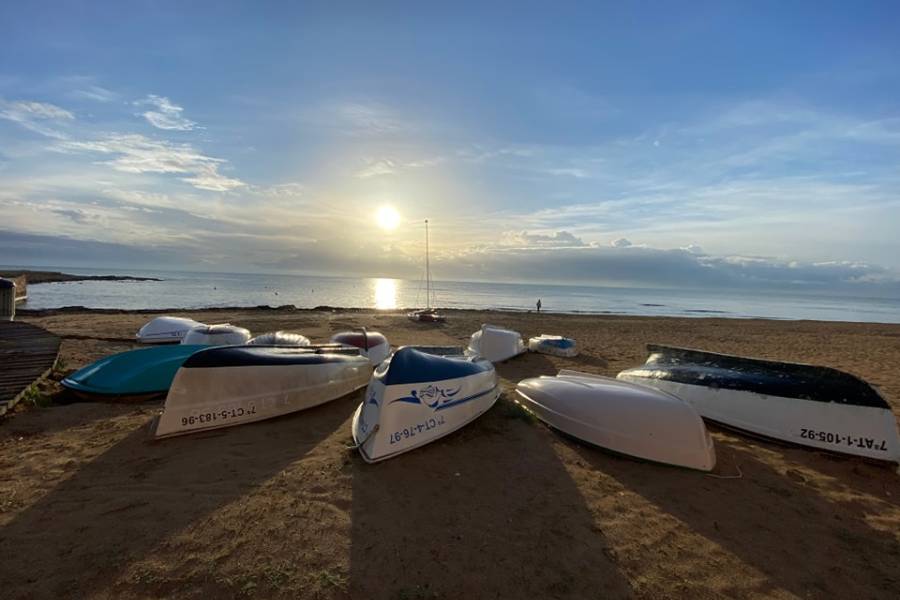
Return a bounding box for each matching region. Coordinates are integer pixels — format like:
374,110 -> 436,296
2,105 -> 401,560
352,346 -> 501,462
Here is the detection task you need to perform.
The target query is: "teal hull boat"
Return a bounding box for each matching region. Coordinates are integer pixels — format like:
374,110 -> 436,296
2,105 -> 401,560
62,345 -> 209,400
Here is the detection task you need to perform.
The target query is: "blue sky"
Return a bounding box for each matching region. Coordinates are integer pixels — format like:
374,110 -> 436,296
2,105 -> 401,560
1,1 -> 899,292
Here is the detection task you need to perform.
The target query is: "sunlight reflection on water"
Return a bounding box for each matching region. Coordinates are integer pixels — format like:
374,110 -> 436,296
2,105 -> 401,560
373,278 -> 398,310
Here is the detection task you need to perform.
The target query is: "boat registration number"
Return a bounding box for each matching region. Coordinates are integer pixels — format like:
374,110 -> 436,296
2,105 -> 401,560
181,406 -> 257,427
799,428 -> 889,452
389,415 -> 446,445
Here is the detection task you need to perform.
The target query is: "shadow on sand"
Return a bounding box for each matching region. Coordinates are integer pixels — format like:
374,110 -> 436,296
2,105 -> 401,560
0,393 -> 361,599
347,391 -> 634,599
567,433 -> 900,598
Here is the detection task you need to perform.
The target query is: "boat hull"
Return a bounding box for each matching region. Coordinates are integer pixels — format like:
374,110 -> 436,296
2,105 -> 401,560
516,370 -> 715,471
331,330 -> 390,365
152,346 -> 370,439
61,345 -> 209,400
527,335 -> 578,357
617,345 -> 900,464
468,324 -> 526,362
352,347 -> 500,462
136,316 -> 205,344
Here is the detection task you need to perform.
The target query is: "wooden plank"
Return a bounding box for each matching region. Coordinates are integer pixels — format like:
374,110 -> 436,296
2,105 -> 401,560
0,321 -> 61,416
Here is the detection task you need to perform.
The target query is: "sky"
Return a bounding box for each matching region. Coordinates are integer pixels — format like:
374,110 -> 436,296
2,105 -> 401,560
1,1 -> 899,293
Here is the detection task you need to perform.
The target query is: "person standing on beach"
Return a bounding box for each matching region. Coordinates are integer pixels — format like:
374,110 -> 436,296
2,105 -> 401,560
536,298 -> 542,313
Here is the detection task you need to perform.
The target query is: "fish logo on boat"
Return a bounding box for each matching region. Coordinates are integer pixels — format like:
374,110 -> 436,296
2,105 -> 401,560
392,384 -> 461,409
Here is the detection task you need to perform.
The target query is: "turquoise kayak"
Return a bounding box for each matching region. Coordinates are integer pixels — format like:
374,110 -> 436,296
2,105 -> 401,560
62,345 -> 209,400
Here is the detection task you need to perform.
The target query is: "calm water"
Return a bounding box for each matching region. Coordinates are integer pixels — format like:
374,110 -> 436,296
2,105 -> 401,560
10,266 -> 900,323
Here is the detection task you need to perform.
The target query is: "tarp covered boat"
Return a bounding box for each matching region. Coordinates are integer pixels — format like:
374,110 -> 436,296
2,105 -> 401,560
181,324 -> 250,346
468,324 -> 526,362
351,346 -> 500,462
136,316 -> 205,344
331,330 -> 390,365
516,370 -> 715,471
61,345 -> 209,400
528,334 -> 578,357
152,345 -> 371,439
617,345 -> 900,464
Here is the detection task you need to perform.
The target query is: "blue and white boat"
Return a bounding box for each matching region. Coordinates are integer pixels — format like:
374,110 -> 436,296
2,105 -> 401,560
351,346 -> 501,462
528,334 -> 578,357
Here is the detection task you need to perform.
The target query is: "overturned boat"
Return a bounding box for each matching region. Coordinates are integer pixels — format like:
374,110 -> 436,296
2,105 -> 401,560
152,345 -> 371,439
617,345 -> 900,464
331,330 -> 390,365
136,316 -> 206,344
528,334 -> 578,357
516,370 -> 715,471
351,346 -> 500,462
181,323 -> 250,345
248,331 -> 310,346
468,324 -> 526,362
62,345 -> 209,400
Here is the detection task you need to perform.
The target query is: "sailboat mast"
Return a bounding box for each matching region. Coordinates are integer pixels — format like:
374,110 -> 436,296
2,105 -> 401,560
425,219 -> 431,310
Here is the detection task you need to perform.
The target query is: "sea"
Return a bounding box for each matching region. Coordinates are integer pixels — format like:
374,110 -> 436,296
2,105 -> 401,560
8,266 -> 900,324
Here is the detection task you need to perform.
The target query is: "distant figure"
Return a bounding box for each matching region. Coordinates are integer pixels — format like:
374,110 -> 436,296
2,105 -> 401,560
536,298 -> 542,313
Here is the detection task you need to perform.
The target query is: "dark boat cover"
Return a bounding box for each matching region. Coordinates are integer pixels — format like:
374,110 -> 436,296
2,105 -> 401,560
182,345 -> 362,369
621,345 -> 889,409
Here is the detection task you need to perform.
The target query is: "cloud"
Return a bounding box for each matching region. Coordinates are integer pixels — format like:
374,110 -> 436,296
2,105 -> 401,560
611,237 -> 632,248
545,167 -> 590,178
57,133 -> 245,191
356,159 -> 398,178
0,99 -> 74,139
439,243 -> 900,292
355,156 -> 443,178
136,95 -> 198,131
70,85 -> 118,103
50,208 -> 92,224
501,230 -> 586,248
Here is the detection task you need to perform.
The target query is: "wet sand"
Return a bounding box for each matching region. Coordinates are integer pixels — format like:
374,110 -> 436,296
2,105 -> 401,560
1,308 -> 899,599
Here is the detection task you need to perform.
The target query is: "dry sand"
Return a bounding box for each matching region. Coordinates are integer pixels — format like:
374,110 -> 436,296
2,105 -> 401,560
1,308 -> 899,599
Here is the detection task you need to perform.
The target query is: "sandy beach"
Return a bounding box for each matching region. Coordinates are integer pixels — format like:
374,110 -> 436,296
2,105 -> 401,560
1,308 -> 899,599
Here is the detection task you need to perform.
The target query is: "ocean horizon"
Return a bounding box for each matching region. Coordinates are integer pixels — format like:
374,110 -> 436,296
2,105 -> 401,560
7,265 -> 900,324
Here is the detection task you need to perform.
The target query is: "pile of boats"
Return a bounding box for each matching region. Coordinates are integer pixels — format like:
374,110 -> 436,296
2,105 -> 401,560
62,315 -> 900,472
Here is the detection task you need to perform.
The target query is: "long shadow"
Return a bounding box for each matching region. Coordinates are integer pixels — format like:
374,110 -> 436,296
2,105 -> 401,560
0,391 -> 362,599
568,434 -> 900,598
347,392 -> 635,599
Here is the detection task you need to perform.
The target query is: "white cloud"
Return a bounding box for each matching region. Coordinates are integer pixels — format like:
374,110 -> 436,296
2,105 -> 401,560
355,156 -> 443,178
356,159 -> 398,178
545,167 -> 590,178
136,95 -> 198,131
57,133 -> 244,191
0,99 -> 74,139
70,85 -> 118,103
611,237 -> 632,248
501,230 -> 586,248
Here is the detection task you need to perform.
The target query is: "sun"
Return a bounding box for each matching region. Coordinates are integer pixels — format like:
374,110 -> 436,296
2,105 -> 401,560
375,205 -> 401,230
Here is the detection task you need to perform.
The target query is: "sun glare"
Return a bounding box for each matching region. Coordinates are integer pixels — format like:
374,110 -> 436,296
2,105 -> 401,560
376,205 -> 401,230
373,278 -> 398,309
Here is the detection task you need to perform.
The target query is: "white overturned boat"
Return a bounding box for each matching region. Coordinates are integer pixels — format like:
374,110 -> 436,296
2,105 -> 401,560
331,330 -> 390,365
516,370 -> 716,471
352,346 -> 500,462
136,316 -> 205,344
618,345 -> 900,465
248,331 -> 310,346
181,323 -> 250,346
152,345 -> 370,439
528,334 -> 578,357
468,324 -> 526,362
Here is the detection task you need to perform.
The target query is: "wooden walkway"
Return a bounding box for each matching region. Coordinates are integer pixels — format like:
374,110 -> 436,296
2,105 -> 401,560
0,321 -> 60,416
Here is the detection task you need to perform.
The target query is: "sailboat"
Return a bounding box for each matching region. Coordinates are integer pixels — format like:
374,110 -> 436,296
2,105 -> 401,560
407,219 -> 446,323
